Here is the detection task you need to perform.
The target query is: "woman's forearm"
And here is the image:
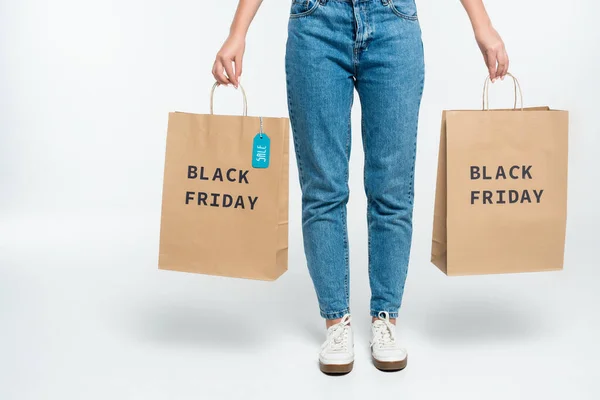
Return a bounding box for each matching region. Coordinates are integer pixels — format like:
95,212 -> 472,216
229,0 -> 264,39
460,0 -> 492,32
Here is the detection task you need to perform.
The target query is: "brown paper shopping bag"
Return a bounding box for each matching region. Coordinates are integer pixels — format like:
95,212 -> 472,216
158,82 -> 290,281
431,74 -> 568,275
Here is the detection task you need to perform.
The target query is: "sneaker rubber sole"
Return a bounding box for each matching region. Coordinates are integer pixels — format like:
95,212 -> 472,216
319,361 -> 354,375
372,356 -> 408,372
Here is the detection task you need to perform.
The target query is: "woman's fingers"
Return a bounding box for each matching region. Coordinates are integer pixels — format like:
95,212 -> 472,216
223,57 -> 238,88
486,48 -> 509,83
212,59 -> 231,86
497,48 -> 509,79
212,36 -> 245,88
485,48 -> 509,82
234,53 -> 243,83
475,26 -> 509,83
485,50 -> 498,82
213,53 -> 239,88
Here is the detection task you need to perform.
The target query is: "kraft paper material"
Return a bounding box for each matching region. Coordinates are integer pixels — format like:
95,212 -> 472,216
431,102 -> 568,275
159,106 -> 290,281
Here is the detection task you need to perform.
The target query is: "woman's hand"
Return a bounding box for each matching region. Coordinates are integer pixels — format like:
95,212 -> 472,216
212,34 -> 246,88
460,0 -> 509,82
211,0 -> 262,87
474,25 -> 509,82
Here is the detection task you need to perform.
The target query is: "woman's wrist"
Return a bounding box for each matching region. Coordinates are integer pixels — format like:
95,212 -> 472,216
472,18 -> 493,35
228,29 -> 247,41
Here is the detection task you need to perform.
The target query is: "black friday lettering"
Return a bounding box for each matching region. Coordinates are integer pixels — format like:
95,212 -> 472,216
470,165 -> 544,205
185,165 -> 259,210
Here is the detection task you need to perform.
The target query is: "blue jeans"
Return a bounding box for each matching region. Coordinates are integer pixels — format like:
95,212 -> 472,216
285,0 -> 425,319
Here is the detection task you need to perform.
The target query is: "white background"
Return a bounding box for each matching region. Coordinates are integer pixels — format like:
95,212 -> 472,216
1,0 -> 599,399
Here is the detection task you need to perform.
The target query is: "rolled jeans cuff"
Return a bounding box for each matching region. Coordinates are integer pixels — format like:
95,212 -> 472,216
320,309 -> 350,320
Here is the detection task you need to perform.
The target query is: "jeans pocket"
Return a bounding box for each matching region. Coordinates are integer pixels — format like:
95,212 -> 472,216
290,0 -> 321,19
385,0 -> 418,21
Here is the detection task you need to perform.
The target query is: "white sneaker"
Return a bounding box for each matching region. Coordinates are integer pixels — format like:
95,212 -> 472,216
318,314 -> 354,374
370,311 -> 408,371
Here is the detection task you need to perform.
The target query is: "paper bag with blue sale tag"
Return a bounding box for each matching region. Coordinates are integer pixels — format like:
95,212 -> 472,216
159,83 -> 290,280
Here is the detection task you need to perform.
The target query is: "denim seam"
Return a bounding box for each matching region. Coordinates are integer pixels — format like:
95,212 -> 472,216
361,3 -> 372,53
289,0 -> 322,19
351,4 -> 361,75
387,0 -> 418,21
341,206 -> 349,307
342,92 -> 352,307
408,70 -> 425,206
362,114 -> 372,287
285,75 -> 305,192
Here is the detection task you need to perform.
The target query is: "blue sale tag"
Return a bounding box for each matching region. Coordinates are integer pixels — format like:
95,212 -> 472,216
252,133 -> 270,168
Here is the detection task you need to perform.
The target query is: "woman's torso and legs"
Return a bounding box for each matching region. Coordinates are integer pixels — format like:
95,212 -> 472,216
285,0 -> 424,373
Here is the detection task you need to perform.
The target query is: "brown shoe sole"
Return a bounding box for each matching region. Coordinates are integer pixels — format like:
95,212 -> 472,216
372,356 -> 408,372
319,361 -> 354,375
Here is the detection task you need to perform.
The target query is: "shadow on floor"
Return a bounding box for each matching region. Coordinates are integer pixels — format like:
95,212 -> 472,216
407,296 -> 551,345
115,271 -> 323,348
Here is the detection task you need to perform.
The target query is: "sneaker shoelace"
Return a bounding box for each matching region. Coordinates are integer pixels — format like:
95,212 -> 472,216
372,311 -> 398,350
321,314 -> 351,353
